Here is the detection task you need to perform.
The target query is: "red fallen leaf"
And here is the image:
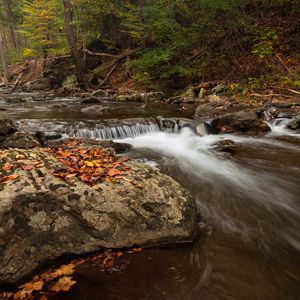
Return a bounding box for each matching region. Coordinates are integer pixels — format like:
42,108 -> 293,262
2,163 -> 14,171
107,168 -> 122,177
0,174 -> 19,183
21,165 -> 34,171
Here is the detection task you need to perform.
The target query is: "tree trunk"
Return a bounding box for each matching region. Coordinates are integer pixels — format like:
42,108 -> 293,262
0,29 -> 10,82
62,0 -> 88,90
6,0 -> 20,49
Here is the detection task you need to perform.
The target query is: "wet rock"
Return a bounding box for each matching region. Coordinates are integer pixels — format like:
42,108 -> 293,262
287,115 -> 300,130
24,78 -> 51,91
116,92 -> 164,102
0,132 -> 41,149
81,105 -> 112,116
212,139 -> 239,154
0,119 -> 17,137
35,131 -> 62,146
210,110 -> 270,134
80,96 -> 103,104
0,147 -> 197,286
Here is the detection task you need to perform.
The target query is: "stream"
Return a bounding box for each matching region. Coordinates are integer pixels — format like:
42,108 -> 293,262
1,89 -> 299,300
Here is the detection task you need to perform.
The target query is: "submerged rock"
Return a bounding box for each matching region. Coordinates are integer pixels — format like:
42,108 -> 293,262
81,105 -> 112,116
0,146 -> 197,286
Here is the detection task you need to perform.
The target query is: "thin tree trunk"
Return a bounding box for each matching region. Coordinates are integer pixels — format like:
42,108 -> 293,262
0,29 -> 10,82
62,0 -> 88,90
6,0 -> 19,49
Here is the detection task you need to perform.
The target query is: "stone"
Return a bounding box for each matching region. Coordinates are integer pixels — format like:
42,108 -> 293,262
287,115 -> 300,130
210,110 -> 270,134
0,147 -> 198,286
0,119 -> 17,137
212,139 -> 239,154
81,105 -> 112,116
116,92 -> 164,103
0,132 -> 41,149
80,96 -> 103,104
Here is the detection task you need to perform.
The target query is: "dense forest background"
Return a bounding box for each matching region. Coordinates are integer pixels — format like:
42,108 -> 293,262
0,0 -> 299,93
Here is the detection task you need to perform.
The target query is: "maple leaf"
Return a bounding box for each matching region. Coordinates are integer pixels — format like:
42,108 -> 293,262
107,168 -> 122,177
20,279 -> 44,292
21,165 -> 34,171
2,163 -> 14,171
0,174 -> 19,183
50,276 -> 76,292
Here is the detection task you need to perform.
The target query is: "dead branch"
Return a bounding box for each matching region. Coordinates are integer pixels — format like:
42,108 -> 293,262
274,52 -> 292,75
99,62 -> 118,87
83,46 -> 143,61
249,93 -> 291,98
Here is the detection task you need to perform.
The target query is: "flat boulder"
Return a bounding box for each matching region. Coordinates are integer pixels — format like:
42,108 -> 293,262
0,145 -> 197,286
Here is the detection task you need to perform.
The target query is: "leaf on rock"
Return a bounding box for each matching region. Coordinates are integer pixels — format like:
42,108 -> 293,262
2,163 -> 14,171
50,276 -> 76,293
21,165 -> 34,171
0,174 -> 19,183
107,168 -> 122,177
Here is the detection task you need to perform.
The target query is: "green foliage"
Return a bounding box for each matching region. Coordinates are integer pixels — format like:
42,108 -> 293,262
129,48 -> 192,82
20,0 -> 67,57
0,0 -> 300,87
252,28 -> 278,59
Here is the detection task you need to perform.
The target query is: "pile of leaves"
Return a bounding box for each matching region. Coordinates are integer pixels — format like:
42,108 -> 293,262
46,143 -> 131,186
0,248 -> 142,300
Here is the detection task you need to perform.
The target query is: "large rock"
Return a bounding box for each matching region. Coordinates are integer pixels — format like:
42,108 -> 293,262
0,132 -> 41,149
0,146 -> 197,286
210,110 -> 270,134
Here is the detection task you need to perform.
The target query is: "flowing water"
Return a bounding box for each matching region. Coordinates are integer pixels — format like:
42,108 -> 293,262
1,91 -> 299,300
51,126 -> 299,300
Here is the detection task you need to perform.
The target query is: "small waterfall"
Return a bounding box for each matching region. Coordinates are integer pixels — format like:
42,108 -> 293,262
67,122 -> 160,139
17,118 -> 195,140
267,118 -> 300,137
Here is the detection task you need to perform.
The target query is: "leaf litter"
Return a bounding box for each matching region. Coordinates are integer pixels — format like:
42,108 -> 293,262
0,248 -> 142,300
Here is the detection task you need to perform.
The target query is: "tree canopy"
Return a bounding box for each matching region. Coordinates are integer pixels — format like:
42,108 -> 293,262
0,0 -> 299,89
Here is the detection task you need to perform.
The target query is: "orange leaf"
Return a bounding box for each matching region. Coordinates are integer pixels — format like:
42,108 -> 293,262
0,174 -> 19,183
2,163 -> 14,171
50,276 -> 76,292
21,165 -> 34,171
107,168 -> 122,177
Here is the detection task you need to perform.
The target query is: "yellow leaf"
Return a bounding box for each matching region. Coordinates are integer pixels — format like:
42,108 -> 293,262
51,276 -> 76,292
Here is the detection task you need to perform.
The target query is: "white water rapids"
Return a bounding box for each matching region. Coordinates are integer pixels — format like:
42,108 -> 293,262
117,127 -> 300,253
